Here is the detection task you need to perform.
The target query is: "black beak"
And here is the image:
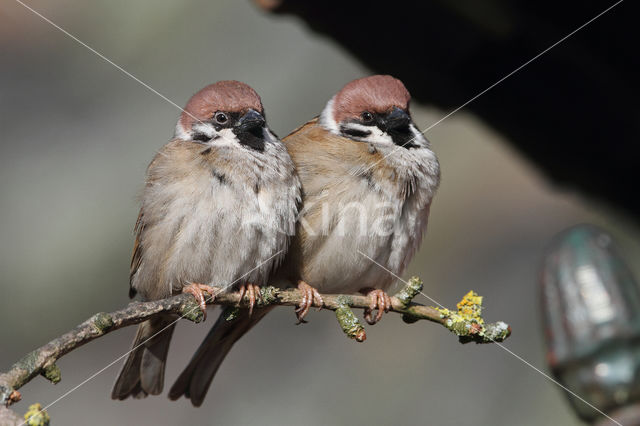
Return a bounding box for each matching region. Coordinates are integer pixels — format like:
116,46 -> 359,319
381,107 -> 410,132
236,109 -> 265,132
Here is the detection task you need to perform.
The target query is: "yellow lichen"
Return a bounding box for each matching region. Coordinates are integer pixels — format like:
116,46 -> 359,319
435,290 -> 511,343
455,290 -> 484,324
24,403 -> 50,426
435,291 -> 485,338
436,307 -> 451,318
436,291 -> 484,323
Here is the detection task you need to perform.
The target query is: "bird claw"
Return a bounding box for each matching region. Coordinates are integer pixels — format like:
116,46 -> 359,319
295,281 -> 324,323
363,289 -> 391,325
183,282 -> 217,320
238,283 -> 263,316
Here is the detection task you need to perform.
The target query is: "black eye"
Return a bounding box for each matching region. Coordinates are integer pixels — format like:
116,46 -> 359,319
361,111 -> 374,123
214,112 -> 228,124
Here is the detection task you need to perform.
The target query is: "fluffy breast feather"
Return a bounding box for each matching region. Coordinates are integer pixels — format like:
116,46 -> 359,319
131,139 -> 300,301
282,119 -> 439,293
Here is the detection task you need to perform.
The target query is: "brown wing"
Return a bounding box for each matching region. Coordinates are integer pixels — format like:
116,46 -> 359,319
126,140 -> 208,299
283,117 -> 385,185
127,144 -> 175,299
128,210 -> 145,298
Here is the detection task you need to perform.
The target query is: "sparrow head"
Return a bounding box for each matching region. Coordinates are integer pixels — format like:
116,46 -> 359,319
320,75 -> 427,149
174,81 -> 271,151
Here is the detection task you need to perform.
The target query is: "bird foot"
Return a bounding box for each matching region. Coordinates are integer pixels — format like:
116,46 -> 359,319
295,281 -> 324,323
362,289 -> 391,325
183,282 -> 217,320
237,283 -> 263,316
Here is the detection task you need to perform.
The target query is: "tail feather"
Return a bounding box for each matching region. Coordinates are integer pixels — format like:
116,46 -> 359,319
169,307 -> 273,406
112,315 -> 176,400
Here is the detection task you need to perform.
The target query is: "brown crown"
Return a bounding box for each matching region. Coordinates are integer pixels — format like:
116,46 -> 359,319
178,81 -> 264,129
332,75 -> 411,123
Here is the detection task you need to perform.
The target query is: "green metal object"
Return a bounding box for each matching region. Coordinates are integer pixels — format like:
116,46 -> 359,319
541,224 -> 640,424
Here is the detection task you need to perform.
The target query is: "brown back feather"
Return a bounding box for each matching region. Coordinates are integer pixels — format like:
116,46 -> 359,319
129,210 -> 144,298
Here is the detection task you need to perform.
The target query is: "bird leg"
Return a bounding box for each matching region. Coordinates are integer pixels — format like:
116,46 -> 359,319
183,282 -> 217,320
295,280 -> 324,323
360,288 -> 392,325
237,283 -> 263,316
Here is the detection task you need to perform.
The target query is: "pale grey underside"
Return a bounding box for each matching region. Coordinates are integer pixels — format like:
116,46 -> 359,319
132,135 -> 300,301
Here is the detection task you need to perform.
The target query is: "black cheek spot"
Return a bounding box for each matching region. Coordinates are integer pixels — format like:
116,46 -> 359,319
340,125 -> 371,139
192,133 -> 212,142
212,169 -> 227,185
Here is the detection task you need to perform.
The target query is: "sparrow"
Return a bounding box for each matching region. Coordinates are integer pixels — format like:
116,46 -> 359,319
168,76 -> 439,408
281,74 -> 440,324
111,81 -> 300,402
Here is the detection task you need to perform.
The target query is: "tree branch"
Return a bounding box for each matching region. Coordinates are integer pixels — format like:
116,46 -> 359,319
1,277 -> 510,416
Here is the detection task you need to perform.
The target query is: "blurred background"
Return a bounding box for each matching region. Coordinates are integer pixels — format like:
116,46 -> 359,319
1,1 -> 638,425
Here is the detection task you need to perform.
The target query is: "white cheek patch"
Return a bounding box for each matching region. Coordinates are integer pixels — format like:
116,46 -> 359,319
173,121 -> 220,142
191,122 -> 217,139
341,122 -> 394,145
213,128 -> 241,148
368,126 -> 394,144
174,122 -> 242,147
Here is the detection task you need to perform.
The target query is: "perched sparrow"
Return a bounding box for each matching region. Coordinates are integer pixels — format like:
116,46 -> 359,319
111,81 -> 300,401
170,75 -> 439,406
281,74 -> 440,323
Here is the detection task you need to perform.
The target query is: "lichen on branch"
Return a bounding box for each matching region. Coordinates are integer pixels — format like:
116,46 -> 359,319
335,296 -> 366,342
435,290 -> 511,344
23,403 -> 50,426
